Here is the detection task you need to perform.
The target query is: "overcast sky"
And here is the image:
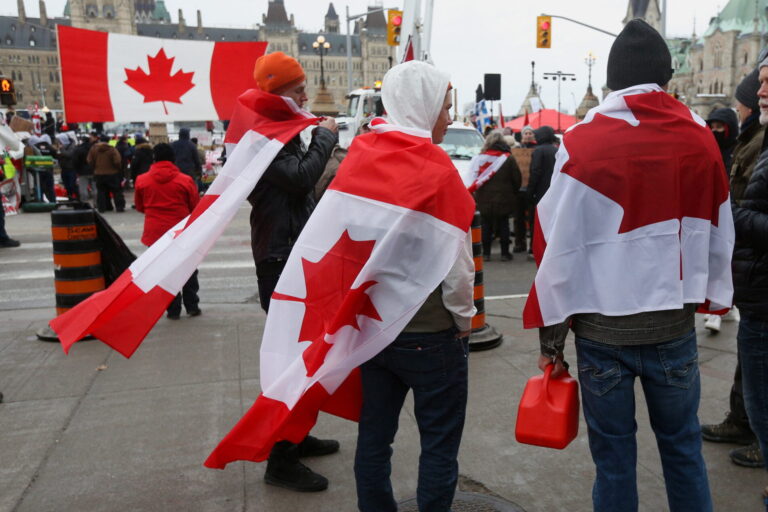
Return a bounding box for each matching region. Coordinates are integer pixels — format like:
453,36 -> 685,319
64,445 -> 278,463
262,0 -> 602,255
5,0 -> 729,115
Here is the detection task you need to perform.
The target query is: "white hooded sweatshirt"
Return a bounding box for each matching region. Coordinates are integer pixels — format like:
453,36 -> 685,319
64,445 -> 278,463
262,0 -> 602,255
380,61 -> 476,332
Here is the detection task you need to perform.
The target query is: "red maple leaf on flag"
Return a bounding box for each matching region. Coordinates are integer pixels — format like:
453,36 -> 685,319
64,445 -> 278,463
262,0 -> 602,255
561,92 -> 729,234
272,230 -> 381,377
124,48 -> 195,115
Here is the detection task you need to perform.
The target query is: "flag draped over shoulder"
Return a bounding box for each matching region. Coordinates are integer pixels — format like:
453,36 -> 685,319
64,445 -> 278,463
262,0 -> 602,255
467,150 -> 509,193
50,90 -> 318,357
57,25 -> 267,123
523,84 -> 735,328
204,119 -> 475,469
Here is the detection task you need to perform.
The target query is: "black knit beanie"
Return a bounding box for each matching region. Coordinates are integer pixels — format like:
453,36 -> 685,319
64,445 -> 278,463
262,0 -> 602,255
607,19 -> 673,91
735,68 -> 760,112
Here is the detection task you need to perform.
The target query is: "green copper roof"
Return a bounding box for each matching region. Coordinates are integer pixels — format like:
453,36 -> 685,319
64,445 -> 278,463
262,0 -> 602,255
704,0 -> 768,37
153,0 -> 171,22
64,0 -> 70,17
667,38 -> 692,74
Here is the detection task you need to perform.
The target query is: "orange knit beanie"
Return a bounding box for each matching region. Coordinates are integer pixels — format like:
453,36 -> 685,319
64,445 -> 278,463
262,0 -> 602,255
253,52 -> 306,93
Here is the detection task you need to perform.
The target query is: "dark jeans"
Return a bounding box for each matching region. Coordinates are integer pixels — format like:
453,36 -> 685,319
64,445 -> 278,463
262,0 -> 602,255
37,170 -> 56,203
167,270 -> 199,316
354,329 -> 469,512
480,213 -> 510,256
726,360 -> 752,429
513,191 -> 529,250
575,330 -> 712,512
738,311 -> 768,471
61,170 -> 78,199
0,205 -> 9,242
95,174 -> 125,212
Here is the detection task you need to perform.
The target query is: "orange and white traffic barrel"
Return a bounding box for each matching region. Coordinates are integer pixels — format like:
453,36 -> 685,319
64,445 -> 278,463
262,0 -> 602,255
469,211 -> 502,351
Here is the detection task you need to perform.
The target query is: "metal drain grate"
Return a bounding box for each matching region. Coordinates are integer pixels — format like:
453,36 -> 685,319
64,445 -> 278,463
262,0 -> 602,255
398,491 -> 526,512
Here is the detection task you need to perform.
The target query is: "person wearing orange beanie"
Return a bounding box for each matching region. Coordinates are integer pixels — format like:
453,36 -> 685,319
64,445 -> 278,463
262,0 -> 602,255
247,51 -> 340,493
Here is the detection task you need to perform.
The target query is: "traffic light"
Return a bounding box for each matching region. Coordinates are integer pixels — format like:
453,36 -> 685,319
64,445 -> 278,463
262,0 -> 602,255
0,77 -> 15,106
387,10 -> 403,47
537,16 -> 552,49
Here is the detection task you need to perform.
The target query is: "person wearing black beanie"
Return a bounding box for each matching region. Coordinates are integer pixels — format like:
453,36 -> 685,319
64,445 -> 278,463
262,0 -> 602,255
607,19 -> 674,91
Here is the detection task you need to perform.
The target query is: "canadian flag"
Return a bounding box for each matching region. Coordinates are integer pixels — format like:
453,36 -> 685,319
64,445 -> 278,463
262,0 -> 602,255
50,89 -> 319,357
204,119 -> 475,468
523,84 -> 735,328
57,25 -> 267,123
467,150 -> 509,193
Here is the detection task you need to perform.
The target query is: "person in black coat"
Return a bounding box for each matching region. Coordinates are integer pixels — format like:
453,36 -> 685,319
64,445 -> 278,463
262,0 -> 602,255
527,125 -> 558,257
130,136 -> 154,184
730,136 -> 768,482
707,108 -> 739,175
474,131 -> 522,261
248,51 -> 340,493
171,127 -> 202,181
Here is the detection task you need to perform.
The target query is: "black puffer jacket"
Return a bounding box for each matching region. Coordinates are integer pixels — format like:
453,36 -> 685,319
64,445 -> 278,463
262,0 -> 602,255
528,126 -> 558,203
171,128 -> 202,178
732,146 -> 768,317
248,127 -> 337,264
474,141 -> 522,217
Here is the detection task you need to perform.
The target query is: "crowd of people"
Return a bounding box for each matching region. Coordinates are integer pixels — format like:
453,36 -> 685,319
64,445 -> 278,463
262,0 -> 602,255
3,15 -> 768,512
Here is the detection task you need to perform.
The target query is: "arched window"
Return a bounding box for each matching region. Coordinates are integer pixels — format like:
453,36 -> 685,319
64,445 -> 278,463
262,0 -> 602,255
714,42 -> 723,68
745,53 -> 749,65
699,60 -> 704,72
29,38 -> 36,47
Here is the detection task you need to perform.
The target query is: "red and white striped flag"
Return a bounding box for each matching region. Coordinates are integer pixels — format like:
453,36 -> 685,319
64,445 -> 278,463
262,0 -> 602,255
57,25 -> 267,122
467,150 -> 509,193
523,84 -> 734,328
50,89 -> 319,357
204,119 -> 475,468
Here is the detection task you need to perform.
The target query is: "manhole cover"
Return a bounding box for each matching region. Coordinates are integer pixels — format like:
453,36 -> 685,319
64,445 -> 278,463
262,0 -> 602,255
398,491 -> 526,512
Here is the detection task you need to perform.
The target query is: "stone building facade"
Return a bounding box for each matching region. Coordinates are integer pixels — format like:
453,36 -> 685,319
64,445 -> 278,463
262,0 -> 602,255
0,0 -> 394,117
627,0 -> 768,117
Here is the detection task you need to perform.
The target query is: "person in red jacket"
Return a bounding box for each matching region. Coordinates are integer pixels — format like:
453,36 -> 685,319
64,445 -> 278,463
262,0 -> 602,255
135,143 -> 202,319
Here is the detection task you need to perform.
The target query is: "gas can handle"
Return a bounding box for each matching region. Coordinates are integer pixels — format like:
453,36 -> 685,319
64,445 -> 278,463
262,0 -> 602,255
541,363 -> 554,400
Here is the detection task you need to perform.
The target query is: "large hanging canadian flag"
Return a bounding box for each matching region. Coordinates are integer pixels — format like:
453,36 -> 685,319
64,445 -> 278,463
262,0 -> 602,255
204,119 -> 475,468
50,89 -> 318,357
523,84 -> 735,328
57,25 -> 267,123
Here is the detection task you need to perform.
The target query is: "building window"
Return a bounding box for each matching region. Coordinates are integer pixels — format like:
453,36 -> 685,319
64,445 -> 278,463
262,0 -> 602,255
30,27 -> 35,33
714,42 -> 723,68
11,70 -> 15,80
745,53 -> 749,65
29,39 -> 36,47
699,60 -> 703,72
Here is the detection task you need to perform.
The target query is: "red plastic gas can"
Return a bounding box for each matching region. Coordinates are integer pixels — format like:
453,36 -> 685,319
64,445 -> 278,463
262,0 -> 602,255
515,364 -> 579,449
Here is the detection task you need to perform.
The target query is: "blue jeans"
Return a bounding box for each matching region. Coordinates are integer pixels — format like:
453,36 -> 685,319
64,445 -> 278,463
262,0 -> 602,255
354,329 -> 469,512
575,330 -> 712,512
738,312 -> 768,472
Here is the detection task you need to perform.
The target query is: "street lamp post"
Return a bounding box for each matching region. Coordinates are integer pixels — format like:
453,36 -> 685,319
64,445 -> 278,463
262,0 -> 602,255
543,70 -> 576,134
313,35 -> 331,89
584,52 -> 596,90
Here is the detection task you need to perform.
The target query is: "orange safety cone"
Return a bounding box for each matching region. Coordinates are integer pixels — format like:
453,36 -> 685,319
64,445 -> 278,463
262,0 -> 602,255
468,211 -> 503,351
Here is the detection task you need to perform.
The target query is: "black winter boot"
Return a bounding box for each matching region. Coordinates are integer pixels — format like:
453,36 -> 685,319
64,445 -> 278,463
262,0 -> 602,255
297,435 -> 340,457
264,441 -> 329,492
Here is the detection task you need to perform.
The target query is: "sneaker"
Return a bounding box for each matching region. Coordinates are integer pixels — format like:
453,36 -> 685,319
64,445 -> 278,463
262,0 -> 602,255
297,435 -> 340,458
264,459 -> 329,492
723,306 -> 740,322
167,313 -> 180,320
187,308 -> 202,317
0,238 -> 21,248
730,442 -> 765,468
704,314 -> 722,333
701,415 -> 756,444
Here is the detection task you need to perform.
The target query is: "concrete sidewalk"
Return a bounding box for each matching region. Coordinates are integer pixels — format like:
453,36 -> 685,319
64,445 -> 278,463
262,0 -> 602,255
1,294 -> 766,511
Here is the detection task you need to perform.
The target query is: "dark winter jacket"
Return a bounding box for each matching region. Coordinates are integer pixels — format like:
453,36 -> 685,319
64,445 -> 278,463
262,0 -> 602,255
528,126 -> 558,203
731,116 -> 766,203
57,145 -> 77,174
171,128 -> 202,179
131,143 -> 154,179
732,144 -> 768,318
474,141 -> 522,217
74,140 -> 94,176
134,161 -> 199,246
706,108 -> 738,174
87,142 -> 121,176
248,127 -> 337,265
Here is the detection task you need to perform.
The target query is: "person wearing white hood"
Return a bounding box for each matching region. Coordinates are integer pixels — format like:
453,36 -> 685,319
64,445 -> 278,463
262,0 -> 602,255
353,61 -> 475,512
